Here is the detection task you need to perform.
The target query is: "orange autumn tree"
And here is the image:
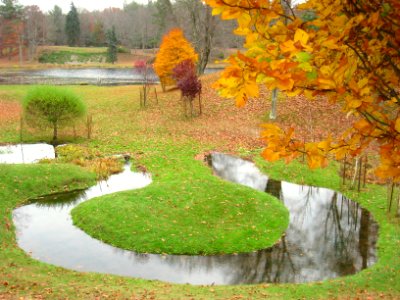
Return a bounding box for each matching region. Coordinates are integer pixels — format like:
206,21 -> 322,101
154,28 -> 198,91
205,0 -> 400,181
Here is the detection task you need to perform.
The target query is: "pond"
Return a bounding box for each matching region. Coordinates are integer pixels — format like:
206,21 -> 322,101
0,143 -> 55,163
0,68 -> 221,85
10,150 -> 378,285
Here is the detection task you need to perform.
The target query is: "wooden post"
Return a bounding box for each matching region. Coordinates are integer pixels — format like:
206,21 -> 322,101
19,115 -> 23,143
86,115 -> 93,139
154,87 -> 159,104
198,92 -> 202,115
142,87 -> 145,107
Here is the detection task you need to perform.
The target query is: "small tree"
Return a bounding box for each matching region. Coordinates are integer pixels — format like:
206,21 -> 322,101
65,2 -> 80,46
134,59 -> 155,107
173,60 -> 202,117
154,28 -> 198,91
106,26 -> 117,64
23,86 -> 86,142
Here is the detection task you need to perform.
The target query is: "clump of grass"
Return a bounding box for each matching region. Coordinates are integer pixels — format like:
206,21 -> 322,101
117,46 -> 130,53
55,144 -> 124,179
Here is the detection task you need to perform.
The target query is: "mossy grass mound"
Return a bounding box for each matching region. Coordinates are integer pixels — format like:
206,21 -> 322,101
72,156 -> 289,255
0,164 -> 96,198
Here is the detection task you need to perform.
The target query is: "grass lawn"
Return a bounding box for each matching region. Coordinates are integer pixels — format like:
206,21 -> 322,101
0,77 -> 399,298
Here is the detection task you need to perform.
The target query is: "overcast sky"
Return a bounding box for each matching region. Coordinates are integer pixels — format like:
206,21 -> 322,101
19,0 -> 306,14
18,0 -> 139,13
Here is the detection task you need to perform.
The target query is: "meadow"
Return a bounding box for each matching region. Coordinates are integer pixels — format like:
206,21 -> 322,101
0,74 -> 399,299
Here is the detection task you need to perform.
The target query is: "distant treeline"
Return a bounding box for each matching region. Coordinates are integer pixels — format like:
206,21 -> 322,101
0,0 -> 242,62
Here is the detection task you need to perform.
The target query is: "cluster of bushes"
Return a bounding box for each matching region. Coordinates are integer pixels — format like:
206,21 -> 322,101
117,46 -> 130,54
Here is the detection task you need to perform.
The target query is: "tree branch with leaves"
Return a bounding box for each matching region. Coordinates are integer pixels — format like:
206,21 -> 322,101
205,0 -> 400,181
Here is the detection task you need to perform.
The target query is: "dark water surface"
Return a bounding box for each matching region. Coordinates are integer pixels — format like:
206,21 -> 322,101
0,68 -> 220,85
11,152 -> 378,285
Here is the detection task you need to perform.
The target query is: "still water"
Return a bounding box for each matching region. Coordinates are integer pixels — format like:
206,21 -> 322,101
11,152 -> 378,285
0,68 -> 220,85
0,143 -> 55,163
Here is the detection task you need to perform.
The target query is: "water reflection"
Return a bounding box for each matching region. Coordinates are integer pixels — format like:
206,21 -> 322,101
210,153 -> 378,283
0,68 -> 220,85
0,143 -> 55,164
12,153 -> 378,285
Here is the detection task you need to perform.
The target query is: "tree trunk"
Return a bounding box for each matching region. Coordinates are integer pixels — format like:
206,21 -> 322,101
269,88 -> 278,120
190,98 -> 194,117
53,122 -> 58,142
197,6 -> 214,75
18,35 -> 23,65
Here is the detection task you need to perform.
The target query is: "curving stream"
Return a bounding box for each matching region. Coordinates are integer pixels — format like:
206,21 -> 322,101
9,147 -> 378,285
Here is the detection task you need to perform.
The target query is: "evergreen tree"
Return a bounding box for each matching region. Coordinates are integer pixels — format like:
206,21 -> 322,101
65,2 -> 80,46
106,26 -> 118,64
49,5 -> 64,45
0,0 -> 22,18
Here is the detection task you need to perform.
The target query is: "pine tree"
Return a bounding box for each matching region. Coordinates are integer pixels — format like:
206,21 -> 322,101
49,5 -> 64,45
0,0 -> 22,19
106,26 -> 118,64
65,2 -> 80,46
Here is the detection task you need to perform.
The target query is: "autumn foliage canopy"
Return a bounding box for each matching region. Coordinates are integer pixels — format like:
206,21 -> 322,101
154,28 -> 198,89
205,0 -> 400,181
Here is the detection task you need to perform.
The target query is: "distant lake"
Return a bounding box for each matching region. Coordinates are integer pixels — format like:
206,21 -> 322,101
0,67 -> 221,86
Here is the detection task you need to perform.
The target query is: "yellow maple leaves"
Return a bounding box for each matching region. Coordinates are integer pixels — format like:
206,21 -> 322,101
205,0 -> 400,181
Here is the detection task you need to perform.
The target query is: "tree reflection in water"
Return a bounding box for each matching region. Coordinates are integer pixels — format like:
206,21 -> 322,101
210,153 -> 378,284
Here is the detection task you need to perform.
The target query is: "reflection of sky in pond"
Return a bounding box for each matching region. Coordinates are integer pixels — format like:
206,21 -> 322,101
12,152 -> 378,285
0,144 -> 55,163
0,68 -> 220,85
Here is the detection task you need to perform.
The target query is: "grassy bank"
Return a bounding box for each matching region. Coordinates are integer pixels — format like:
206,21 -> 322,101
0,81 -> 399,298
